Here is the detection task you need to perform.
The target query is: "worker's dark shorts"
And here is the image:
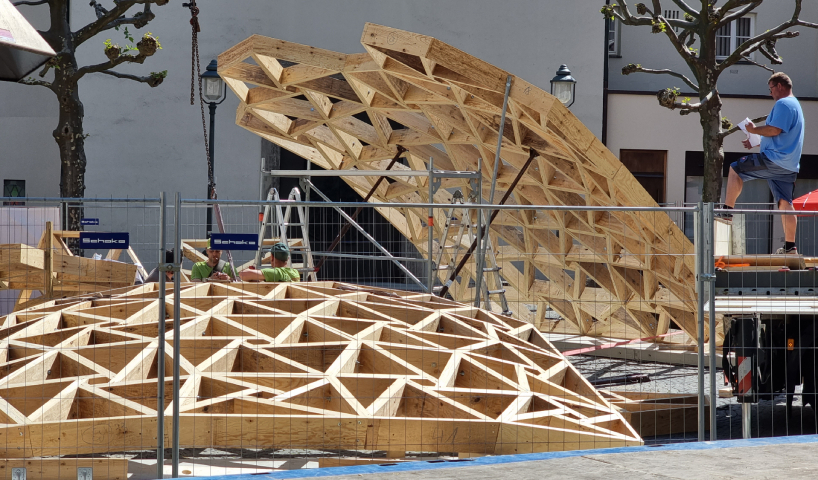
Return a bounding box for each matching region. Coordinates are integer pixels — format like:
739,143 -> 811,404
731,153 -> 797,204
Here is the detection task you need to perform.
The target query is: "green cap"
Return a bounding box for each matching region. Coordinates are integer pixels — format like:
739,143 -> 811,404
272,242 -> 289,261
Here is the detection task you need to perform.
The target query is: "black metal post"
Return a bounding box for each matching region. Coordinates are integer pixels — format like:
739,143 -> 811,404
206,102 -> 218,238
206,102 -> 217,236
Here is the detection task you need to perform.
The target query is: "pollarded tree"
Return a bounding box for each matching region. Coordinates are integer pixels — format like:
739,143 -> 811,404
15,0 -> 169,229
602,1 -> 818,202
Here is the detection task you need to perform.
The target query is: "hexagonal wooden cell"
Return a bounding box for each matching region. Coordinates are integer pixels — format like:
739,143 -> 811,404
218,24 -> 704,343
0,281 -> 640,459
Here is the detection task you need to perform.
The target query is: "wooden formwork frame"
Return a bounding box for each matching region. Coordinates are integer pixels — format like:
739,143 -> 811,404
1,227 -> 143,313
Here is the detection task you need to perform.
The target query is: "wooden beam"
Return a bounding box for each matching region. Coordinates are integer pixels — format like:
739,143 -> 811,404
43,221 -> 53,300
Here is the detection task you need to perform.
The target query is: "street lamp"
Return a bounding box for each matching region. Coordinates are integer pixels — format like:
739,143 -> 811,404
550,64 -> 577,108
200,59 -> 227,236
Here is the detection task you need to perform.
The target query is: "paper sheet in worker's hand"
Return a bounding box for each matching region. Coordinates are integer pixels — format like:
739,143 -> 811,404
738,118 -> 762,147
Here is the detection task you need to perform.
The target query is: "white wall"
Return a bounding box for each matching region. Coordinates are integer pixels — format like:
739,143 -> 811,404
2,0 -> 605,201
0,4 -> 59,197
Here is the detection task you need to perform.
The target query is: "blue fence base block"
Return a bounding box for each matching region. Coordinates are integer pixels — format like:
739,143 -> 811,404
188,434 -> 818,479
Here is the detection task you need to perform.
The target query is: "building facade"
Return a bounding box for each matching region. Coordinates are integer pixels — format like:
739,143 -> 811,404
2,0 -> 605,201
605,2 -> 818,253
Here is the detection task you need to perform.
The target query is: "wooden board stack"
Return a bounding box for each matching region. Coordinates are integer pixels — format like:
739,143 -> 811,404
1,228 -> 139,311
0,281 -> 641,462
218,25 -> 705,343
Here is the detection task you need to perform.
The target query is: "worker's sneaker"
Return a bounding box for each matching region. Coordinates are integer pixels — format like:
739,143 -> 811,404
775,245 -> 798,255
714,209 -> 733,223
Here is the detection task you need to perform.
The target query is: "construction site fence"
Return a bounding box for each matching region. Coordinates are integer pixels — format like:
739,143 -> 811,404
4,196 -> 817,477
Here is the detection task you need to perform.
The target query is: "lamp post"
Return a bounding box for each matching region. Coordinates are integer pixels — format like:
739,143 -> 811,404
201,59 -> 227,236
550,64 -> 577,108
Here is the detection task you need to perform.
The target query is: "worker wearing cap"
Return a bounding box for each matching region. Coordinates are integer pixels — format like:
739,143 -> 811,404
191,239 -> 235,282
239,242 -> 300,282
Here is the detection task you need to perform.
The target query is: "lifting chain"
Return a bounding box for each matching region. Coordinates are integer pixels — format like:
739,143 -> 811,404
183,0 -> 213,199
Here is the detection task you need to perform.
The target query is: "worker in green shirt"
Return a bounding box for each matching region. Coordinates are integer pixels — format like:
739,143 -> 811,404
239,242 -> 300,282
191,240 -> 235,282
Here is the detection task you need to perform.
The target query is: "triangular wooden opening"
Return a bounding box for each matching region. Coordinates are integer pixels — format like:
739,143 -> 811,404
284,381 -> 357,414
338,377 -> 396,409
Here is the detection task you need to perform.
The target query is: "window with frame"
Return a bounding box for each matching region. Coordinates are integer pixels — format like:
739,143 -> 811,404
716,15 -> 754,60
608,18 -> 620,56
3,179 -> 25,206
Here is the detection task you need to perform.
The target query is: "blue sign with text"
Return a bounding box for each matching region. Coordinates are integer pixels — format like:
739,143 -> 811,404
79,232 -> 129,249
80,218 -> 100,226
210,233 -> 259,251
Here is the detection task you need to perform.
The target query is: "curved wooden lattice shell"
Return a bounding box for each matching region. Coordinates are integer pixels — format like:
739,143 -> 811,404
0,282 -> 641,457
218,24 -> 705,343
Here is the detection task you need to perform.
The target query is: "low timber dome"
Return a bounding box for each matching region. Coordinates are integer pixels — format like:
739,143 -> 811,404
0,281 -> 641,457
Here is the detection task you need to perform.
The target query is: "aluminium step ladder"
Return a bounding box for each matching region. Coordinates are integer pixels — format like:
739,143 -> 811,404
256,187 -> 317,281
433,190 -> 512,316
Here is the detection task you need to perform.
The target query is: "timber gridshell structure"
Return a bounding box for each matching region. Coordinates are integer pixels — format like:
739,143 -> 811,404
218,24 -> 704,343
0,282 -> 641,458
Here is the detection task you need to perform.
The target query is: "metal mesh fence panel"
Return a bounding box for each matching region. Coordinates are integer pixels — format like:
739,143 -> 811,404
9,196 -> 818,476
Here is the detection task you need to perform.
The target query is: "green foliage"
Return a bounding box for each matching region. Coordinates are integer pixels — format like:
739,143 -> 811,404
651,21 -> 667,34
600,4 -> 617,21
144,32 -> 163,50
721,117 -> 733,130
123,27 -> 135,44
684,13 -> 694,22
150,70 -> 168,80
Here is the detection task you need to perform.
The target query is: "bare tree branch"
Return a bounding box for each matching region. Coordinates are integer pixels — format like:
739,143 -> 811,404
73,0 -> 163,48
89,0 -> 108,19
649,1 -> 702,72
74,53 -> 149,80
648,0 -> 699,29
18,77 -> 53,89
756,39 -> 784,65
670,0 -> 699,18
741,55 -> 775,73
718,0 -> 818,72
719,1 -> 762,27
98,69 -> 164,87
608,2 -> 653,27
719,114 -> 769,139
611,2 -> 699,60
622,63 -> 699,90
12,0 -> 48,6
722,31 -> 800,70
101,13 -> 155,33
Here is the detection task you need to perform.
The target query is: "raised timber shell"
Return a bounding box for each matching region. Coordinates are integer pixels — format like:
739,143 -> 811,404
219,24 -> 701,343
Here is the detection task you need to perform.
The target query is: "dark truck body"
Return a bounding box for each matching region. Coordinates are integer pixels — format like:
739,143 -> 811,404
717,269 -> 818,411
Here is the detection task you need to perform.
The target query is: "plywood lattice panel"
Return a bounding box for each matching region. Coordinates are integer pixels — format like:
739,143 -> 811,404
0,282 -> 641,457
218,24 -> 703,342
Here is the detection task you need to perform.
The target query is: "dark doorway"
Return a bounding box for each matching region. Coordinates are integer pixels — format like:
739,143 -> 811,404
620,149 -> 667,203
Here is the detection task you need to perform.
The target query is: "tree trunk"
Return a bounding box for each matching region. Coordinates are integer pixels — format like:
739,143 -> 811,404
699,90 -> 724,203
53,61 -> 86,243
